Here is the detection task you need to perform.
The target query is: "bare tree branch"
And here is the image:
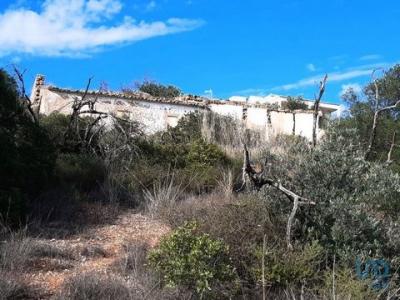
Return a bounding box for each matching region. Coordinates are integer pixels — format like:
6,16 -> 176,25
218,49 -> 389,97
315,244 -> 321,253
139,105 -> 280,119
365,70 -> 400,160
312,74 -> 328,147
239,143 -> 315,249
387,131 -> 397,164
13,66 -> 39,124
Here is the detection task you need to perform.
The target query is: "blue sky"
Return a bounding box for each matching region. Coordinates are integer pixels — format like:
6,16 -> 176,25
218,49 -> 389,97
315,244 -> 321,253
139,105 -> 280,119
0,0 -> 399,104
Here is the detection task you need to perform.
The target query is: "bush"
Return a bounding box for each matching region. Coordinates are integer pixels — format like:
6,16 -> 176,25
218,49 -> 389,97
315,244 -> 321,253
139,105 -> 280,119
136,80 -> 181,98
129,113 -> 237,197
319,268 -> 376,300
251,127 -> 400,265
161,193 -> 286,292
253,241 -> 324,288
148,222 -> 235,298
0,69 -> 55,225
55,153 -> 105,191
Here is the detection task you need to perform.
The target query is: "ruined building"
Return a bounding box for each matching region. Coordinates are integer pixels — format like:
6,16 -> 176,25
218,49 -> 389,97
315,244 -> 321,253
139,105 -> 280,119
30,75 -> 340,140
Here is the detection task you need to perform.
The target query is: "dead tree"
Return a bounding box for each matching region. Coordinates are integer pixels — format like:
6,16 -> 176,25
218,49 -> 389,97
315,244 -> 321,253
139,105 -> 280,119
239,144 -> 315,250
63,78 -> 141,160
13,66 -> 39,124
312,75 -> 328,147
365,71 -> 400,160
386,131 -> 397,164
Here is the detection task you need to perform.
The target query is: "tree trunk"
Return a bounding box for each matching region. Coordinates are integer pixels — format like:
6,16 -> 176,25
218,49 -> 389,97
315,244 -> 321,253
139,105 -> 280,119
292,113 -> 296,135
239,143 -> 315,249
312,75 -> 328,147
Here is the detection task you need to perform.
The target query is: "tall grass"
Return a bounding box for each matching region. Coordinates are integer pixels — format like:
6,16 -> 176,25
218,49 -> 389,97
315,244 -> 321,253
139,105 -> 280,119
143,174 -> 184,217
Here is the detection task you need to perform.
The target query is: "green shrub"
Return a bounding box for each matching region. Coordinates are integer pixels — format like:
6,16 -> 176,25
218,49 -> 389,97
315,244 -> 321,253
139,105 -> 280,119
319,268 -> 376,300
253,127 -> 400,266
40,113 -> 71,150
55,153 -> 105,191
148,222 -> 235,298
253,241 -> 324,288
198,195 -> 281,284
186,138 -> 227,166
131,113 -> 234,196
136,80 -> 181,98
0,69 -> 55,225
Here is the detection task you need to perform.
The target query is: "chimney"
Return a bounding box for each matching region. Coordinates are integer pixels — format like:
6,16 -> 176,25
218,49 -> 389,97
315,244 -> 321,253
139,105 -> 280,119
30,74 -> 45,104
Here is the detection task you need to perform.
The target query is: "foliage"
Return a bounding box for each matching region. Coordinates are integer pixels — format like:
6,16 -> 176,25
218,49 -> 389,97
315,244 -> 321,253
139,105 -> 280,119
0,69 -> 55,224
55,153 -> 106,191
254,241 -> 324,287
319,268 -> 376,300
136,80 -> 181,98
157,193 -> 281,294
148,222 -> 235,298
282,96 -> 309,111
134,113 -> 233,194
340,64 -> 400,165
256,128 -> 400,268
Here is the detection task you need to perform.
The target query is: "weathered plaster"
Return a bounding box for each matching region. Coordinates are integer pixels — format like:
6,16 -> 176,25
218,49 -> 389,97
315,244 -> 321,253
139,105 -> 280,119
31,75 -> 339,140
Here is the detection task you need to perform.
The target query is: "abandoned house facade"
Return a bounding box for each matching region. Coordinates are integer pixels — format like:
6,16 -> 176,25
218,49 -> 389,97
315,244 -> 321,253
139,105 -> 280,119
30,75 -> 340,140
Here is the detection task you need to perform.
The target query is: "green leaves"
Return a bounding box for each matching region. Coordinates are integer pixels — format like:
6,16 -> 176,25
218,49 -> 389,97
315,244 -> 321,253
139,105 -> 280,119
137,80 -> 181,98
148,222 -> 235,297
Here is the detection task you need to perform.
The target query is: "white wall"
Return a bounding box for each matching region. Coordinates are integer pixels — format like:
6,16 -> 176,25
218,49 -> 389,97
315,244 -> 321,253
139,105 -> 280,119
37,88 -> 200,134
209,103 -> 243,120
37,87 -> 321,140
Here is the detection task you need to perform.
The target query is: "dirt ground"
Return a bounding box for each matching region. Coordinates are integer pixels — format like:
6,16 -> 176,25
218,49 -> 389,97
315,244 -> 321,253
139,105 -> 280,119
19,211 -> 170,298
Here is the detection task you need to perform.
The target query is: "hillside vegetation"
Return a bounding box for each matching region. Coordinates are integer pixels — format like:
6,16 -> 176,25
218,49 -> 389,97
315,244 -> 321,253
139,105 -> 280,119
1,67 -> 400,299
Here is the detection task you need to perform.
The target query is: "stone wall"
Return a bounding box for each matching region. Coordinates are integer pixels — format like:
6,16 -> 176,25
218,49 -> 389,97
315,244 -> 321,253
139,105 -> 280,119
31,76 -> 337,140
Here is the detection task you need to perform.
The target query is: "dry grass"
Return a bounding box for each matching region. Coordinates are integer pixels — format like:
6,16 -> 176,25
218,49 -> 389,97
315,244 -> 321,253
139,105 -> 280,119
0,274 -> 39,300
143,175 -> 184,218
115,242 -> 148,277
57,272 -> 131,300
80,245 -> 108,259
0,230 -> 76,273
14,211 -> 169,298
216,168 -> 235,197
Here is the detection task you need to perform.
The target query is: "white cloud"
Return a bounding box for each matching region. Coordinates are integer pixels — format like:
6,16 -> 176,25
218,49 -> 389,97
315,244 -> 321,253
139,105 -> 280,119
0,0 -> 204,57
272,63 -> 391,91
306,63 -> 316,72
360,54 -> 382,61
340,83 -> 362,97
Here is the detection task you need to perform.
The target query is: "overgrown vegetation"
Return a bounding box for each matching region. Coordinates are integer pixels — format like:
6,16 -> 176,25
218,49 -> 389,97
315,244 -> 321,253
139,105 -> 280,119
148,221 -> 236,298
1,65 -> 400,299
131,80 -> 181,98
